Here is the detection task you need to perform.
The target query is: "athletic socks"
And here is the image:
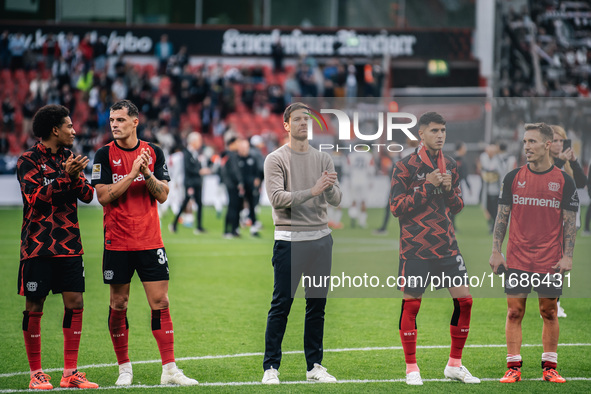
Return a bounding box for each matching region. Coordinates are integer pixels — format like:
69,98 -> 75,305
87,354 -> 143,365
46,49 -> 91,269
151,308 -> 175,365
399,299 -> 421,367
63,308 -> 83,376
542,352 -> 558,370
23,311 -> 43,375
449,297 -> 472,361
507,354 -> 523,369
108,307 -> 130,365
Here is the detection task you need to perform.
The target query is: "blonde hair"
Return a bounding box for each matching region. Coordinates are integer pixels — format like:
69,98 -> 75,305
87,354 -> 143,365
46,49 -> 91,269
550,125 -> 573,178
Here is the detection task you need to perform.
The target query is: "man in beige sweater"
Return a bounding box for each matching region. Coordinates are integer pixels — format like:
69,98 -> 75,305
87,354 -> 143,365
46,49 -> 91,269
262,102 -> 342,384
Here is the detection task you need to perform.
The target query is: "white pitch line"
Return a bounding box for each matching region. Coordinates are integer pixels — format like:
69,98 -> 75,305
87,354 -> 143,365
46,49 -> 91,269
2,377 -> 591,392
1,343 -> 590,380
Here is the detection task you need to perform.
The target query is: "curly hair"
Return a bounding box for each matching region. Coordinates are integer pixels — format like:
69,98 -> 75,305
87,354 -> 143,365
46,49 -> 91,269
32,105 -> 70,140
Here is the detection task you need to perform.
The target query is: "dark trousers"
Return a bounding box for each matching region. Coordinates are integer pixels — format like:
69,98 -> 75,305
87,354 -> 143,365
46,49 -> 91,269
172,185 -> 203,230
263,235 -> 333,371
244,184 -> 259,224
224,186 -> 242,234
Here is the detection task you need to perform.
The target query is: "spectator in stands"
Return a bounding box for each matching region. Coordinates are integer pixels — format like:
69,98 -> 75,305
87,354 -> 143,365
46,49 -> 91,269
30,72 -> 49,107
8,31 -> 26,70
77,33 -> 94,72
0,30 -> 10,70
59,32 -> 76,66
41,33 -> 60,71
93,36 -> 108,73
155,34 -> 173,75
271,35 -> 284,73
22,94 -> 36,137
2,96 -> 15,132
53,56 -> 71,89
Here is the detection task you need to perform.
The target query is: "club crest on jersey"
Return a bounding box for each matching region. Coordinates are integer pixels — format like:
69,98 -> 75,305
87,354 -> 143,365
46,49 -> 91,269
517,181 -> 526,189
548,182 -> 560,192
92,164 -> 101,180
112,159 -> 122,166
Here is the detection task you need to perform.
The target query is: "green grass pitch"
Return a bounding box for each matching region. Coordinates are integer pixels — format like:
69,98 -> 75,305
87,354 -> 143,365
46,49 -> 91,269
0,205 -> 590,392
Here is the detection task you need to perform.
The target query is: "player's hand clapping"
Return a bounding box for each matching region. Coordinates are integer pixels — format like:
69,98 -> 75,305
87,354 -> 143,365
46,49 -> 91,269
311,171 -> 337,196
426,170 -> 443,187
63,154 -> 90,178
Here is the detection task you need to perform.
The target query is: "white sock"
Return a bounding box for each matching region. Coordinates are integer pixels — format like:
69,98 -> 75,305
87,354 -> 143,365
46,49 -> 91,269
119,362 -> 132,374
506,354 -> 522,363
542,352 -> 557,364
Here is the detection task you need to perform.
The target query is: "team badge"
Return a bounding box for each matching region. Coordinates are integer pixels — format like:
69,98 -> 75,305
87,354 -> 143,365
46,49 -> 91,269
92,164 -> 101,180
26,282 -> 38,292
548,182 -> 560,192
104,270 -> 114,280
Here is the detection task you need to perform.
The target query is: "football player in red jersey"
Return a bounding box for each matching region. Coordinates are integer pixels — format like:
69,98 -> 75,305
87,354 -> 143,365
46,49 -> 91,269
91,100 -> 197,386
390,112 -> 480,385
17,105 -> 98,390
489,123 -> 578,384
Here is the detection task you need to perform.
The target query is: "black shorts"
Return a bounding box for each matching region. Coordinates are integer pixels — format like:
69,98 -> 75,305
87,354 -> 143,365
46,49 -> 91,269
398,254 -> 468,295
103,248 -> 170,284
504,268 -> 562,296
18,256 -> 85,297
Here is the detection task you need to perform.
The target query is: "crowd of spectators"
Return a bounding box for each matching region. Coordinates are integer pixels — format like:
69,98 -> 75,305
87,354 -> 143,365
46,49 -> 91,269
499,0 -> 591,97
0,30 -> 386,174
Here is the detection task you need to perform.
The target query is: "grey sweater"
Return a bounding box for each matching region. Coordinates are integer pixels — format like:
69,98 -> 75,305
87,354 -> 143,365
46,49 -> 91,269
264,144 -> 342,231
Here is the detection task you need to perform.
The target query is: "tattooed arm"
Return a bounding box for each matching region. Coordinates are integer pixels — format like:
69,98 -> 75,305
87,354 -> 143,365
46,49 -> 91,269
489,204 -> 511,274
552,210 -> 576,274
144,174 -> 169,204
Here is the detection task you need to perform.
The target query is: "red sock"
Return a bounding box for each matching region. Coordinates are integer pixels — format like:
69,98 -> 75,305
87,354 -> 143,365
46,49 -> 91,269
63,308 -> 83,375
108,307 -> 130,365
399,299 -> 421,364
23,311 -> 43,373
450,297 -> 472,360
152,308 -> 175,365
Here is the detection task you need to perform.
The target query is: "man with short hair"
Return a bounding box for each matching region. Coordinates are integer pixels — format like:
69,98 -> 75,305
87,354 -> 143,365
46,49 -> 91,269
390,112 -> 480,385
262,102 -> 341,384
17,104 -> 98,390
91,99 -> 197,386
489,122 -> 578,384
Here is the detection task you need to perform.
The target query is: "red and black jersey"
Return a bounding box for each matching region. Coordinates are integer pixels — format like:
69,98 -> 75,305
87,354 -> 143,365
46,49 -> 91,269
390,146 -> 464,260
91,140 -> 170,251
499,165 -> 579,273
17,142 -> 94,261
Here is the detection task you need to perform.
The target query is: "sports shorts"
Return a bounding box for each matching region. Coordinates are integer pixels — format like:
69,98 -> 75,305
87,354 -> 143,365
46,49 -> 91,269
18,256 -> 85,297
503,268 -> 562,296
103,248 -> 170,284
398,254 -> 468,295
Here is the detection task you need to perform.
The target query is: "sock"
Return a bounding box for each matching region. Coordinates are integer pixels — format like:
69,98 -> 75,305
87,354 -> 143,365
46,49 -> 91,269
507,354 -> 522,369
449,297 -> 472,361
151,308 -> 175,365
23,311 -> 43,376
63,308 -> 83,377
108,307 -> 130,365
542,352 -> 558,370
399,299 -> 421,366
